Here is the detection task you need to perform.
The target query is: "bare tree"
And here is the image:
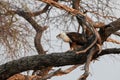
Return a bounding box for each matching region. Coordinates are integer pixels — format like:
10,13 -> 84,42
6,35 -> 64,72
0,0 -> 120,80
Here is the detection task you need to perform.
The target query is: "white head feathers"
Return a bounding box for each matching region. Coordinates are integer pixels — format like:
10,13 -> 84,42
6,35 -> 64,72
56,32 -> 72,42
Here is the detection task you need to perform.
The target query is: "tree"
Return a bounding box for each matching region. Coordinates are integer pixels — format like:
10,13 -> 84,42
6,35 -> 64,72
0,0 -> 120,80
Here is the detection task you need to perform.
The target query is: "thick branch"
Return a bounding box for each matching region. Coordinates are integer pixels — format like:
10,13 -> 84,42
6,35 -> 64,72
33,4 -> 50,16
16,11 -> 43,32
34,32 -> 45,54
15,10 -> 51,77
0,48 -> 120,80
40,0 -> 84,16
13,10 -> 51,77
10,10 -> 46,55
99,18 -> 120,42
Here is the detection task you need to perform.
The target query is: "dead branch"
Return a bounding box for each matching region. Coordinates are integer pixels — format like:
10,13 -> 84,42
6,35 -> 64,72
8,65 -> 80,80
55,65 -> 80,76
33,4 -> 50,16
40,65 -> 80,80
40,0 -> 104,28
40,0 -> 84,15
99,18 -> 120,43
106,38 -> 120,44
78,47 -> 98,80
1,48 -> 120,80
10,9 -> 52,78
40,69 -> 61,80
72,0 -> 81,32
114,32 -> 120,36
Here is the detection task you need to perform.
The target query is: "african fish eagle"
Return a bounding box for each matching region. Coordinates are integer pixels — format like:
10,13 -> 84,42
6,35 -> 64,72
56,32 -> 87,50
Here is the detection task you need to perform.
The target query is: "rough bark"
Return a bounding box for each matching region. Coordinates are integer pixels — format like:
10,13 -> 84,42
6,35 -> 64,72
99,18 -> 120,42
0,48 -> 120,80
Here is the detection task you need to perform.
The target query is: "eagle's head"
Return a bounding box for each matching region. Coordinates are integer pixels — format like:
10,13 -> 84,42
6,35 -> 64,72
56,32 -> 71,42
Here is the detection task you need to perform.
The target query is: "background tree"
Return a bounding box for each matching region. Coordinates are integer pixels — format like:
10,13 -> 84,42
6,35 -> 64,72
0,0 -> 120,80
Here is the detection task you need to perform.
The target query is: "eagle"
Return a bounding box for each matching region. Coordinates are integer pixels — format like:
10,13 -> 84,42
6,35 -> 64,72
56,32 -> 88,51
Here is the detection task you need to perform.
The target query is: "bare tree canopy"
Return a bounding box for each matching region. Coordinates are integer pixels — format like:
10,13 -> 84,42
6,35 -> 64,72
0,0 -> 120,80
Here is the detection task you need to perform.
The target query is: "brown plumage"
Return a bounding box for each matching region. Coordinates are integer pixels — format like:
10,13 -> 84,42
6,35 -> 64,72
56,32 -> 87,50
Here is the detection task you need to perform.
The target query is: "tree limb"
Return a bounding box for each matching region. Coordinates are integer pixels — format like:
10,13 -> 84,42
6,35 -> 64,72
0,48 -> 120,80
12,9 -> 51,78
99,18 -> 120,43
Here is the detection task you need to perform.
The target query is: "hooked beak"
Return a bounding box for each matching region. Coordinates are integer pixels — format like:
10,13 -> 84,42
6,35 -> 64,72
56,34 -> 60,39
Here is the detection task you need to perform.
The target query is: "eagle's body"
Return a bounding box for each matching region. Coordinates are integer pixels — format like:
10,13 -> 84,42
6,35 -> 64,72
57,32 -> 87,50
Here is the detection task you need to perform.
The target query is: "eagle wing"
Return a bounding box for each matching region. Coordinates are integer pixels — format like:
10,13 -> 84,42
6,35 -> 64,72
66,32 -> 87,45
